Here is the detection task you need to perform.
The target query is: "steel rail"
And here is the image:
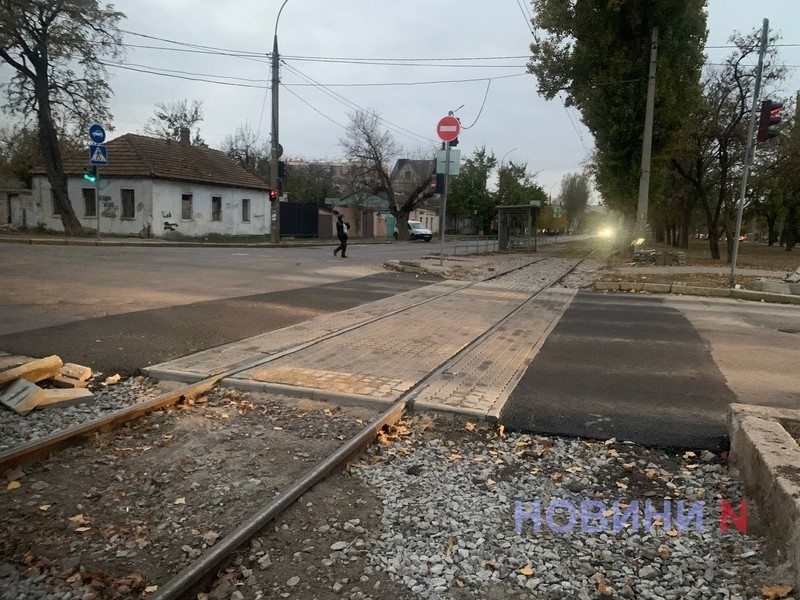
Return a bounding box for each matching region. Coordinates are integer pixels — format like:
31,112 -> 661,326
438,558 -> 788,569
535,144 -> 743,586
0,254 -> 552,472
151,252 -> 592,599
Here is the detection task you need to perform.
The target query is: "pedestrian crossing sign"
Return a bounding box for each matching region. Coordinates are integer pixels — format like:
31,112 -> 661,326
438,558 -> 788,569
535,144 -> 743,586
89,144 -> 108,165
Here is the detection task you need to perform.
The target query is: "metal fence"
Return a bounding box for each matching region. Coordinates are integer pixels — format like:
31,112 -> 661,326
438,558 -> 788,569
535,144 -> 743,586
449,235 -> 499,256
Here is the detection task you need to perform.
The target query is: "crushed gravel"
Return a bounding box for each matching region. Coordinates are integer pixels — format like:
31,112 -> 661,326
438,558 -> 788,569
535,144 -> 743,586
0,376 -> 163,452
352,415 -> 794,600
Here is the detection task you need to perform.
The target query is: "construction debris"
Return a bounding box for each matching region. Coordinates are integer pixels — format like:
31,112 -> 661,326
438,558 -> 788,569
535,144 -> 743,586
37,388 -> 95,409
0,355 -> 62,386
0,379 -> 47,415
49,363 -> 93,389
0,356 -> 95,414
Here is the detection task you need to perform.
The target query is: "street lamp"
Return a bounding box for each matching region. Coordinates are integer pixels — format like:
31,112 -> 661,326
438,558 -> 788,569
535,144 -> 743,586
270,0 -> 290,244
500,147 -> 517,165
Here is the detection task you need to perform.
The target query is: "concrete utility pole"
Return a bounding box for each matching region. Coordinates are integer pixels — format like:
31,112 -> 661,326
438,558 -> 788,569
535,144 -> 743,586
270,1 -> 290,244
635,27 -> 659,240
730,18 -> 769,288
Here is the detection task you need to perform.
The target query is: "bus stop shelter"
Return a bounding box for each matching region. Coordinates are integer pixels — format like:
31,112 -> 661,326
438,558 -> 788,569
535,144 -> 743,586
497,204 -> 539,251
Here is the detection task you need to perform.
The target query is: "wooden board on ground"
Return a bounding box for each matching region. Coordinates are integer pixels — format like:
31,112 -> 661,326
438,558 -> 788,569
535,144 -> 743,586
49,363 -> 93,388
0,379 -> 46,415
37,388 -> 95,409
0,355 -> 63,386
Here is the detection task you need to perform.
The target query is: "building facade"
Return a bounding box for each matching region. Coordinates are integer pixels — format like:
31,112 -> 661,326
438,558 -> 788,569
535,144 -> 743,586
27,132 -> 271,238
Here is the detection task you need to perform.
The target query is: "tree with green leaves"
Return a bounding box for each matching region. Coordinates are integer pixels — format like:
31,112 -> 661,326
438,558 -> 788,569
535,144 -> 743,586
0,0 -> 124,235
446,147 -> 497,234
281,161 -> 340,206
527,0 -> 706,224
559,172 -> 591,233
144,98 -> 207,146
495,162 -> 546,208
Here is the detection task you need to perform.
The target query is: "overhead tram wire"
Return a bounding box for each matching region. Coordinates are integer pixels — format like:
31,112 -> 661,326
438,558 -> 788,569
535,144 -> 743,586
280,62 -> 436,146
281,86 -> 348,130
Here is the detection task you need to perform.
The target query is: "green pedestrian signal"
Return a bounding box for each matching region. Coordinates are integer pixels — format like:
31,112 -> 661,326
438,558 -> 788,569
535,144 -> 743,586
83,166 -> 98,183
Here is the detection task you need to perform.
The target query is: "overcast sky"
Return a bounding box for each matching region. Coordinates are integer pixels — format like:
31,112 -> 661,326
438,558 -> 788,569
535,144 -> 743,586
17,1 -> 800,198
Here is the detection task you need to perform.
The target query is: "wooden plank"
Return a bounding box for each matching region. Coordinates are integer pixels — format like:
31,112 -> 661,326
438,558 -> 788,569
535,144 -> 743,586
0,379 -> 45,415
60,363 -> 92,382
36,388 -> 94,409
49,375 -> 89,389
0,356 -> 63,386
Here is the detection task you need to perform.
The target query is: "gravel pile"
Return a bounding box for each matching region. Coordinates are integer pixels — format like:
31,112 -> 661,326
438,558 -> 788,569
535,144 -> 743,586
0,376 -> 163,451
355,417 -> 791,600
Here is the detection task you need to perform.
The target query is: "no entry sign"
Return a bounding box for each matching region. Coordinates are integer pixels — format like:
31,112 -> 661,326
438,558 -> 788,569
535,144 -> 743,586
437,116 -> 460,142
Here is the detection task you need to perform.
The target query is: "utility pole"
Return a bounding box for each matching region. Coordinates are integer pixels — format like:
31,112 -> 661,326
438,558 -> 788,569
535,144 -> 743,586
270,2 -> 290,244
635,27 -> 659,241
730,18 -> 769,288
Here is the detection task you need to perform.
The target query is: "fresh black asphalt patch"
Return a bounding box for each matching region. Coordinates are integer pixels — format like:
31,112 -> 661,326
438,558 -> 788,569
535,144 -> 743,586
0,272 -> 439,377
500,292 -> 735,451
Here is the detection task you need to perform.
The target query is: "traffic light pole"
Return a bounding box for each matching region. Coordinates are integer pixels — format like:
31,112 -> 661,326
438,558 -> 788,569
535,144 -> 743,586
96,167 -> 100,239
729,18 -> 768,288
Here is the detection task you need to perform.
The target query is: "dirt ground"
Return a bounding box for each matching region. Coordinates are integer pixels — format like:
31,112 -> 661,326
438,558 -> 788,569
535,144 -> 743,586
605,240 -> 798,273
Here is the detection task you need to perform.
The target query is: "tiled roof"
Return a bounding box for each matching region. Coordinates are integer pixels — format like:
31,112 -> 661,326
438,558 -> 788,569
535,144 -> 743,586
36,134 -> 270,191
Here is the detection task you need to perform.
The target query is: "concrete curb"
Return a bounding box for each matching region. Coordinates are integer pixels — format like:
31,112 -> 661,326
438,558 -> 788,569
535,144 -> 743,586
220,377 -> 395,411
728,404 -> 800,588
594,281 -> 800,305
0,235 -> 394,249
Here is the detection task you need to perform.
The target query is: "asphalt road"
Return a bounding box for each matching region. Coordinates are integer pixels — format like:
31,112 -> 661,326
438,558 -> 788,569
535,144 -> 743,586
500,292 -> 736,451
0,242 -> 442,375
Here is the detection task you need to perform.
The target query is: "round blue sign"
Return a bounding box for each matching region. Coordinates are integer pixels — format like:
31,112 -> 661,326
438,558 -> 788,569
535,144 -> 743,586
88,123 -> 106,144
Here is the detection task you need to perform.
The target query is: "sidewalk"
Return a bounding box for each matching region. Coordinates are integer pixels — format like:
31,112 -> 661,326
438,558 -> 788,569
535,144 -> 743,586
0,233 -> 393,248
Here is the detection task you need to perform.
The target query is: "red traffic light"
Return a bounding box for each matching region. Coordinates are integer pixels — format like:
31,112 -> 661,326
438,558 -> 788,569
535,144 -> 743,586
757,100 -> 783,142
269,189 -> 278,201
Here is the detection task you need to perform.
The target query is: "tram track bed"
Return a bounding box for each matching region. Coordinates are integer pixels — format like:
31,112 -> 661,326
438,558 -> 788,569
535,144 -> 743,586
0,388 -> 384,600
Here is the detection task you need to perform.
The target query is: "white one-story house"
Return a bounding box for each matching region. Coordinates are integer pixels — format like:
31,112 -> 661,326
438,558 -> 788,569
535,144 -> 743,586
27,131 -> 272,237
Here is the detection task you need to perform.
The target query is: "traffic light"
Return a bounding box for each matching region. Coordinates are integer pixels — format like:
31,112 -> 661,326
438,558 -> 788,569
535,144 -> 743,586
435,173 -> 445,194
278,160 -> 286,179
83,166 -> 98,183
757,100 -> 783,142
269,189 -> 278,202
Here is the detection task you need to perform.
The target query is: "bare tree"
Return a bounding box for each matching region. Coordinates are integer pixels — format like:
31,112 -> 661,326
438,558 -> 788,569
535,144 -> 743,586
221,123 -> 269,178
339,110 -> 436,239
143,99 -> 206,146
0,0 -> 124,235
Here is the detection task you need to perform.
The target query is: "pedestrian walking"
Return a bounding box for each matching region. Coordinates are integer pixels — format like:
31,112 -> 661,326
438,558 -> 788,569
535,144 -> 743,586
333,213 -> 350,258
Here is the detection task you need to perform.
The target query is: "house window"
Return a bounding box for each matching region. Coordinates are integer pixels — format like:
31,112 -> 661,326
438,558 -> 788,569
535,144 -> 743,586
82,188 -> 96,217
404,170 -> 412,180
211,196 -> 222,221
181,194 -> 193,220
121,189 -> 135,219
242,198 -> 251,222
51,190 -> 63,216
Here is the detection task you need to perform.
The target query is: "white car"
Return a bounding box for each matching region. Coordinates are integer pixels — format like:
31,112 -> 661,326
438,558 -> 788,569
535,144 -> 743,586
394,220 -> 433,242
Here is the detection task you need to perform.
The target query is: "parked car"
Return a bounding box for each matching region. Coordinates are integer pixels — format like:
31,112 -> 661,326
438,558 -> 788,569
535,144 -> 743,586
394,220 -> 433,242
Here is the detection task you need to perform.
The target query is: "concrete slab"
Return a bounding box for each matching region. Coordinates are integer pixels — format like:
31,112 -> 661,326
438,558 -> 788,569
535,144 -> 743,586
728,403 -> 800,588
412,287 -> 577,420
642,283 -> 672,293
0,379 -> 45,415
